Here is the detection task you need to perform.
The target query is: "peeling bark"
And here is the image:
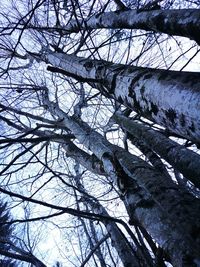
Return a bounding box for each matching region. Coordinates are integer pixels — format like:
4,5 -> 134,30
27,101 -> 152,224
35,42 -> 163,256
62,141 -> 106,176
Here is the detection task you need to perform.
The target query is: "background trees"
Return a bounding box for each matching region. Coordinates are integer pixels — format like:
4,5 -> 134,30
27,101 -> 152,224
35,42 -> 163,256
0,199 -> 46,266
0,200 -> 17,267
0,0 -> 200,266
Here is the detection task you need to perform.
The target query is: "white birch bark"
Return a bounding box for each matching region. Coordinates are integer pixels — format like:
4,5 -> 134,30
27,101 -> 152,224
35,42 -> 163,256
127,132 -> 171,180
113,112 -> 200,188
42,50 -> 200,144
43,92 -> 200,266
62,141 -> 106,176
64,9 -> 200,44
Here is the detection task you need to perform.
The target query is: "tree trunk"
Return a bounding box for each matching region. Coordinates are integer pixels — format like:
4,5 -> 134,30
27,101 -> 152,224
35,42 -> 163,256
43,91 -> 200,266
126,132 -> 171,180
113,112 -> 200,188
43,51 -> 200,144
64,9 -> 200,45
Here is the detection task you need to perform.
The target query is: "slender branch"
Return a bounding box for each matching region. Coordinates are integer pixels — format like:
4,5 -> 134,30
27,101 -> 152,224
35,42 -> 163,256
47,65 -> 102,83
0,187 -> 137,244
0,135 -> 73,145
0,187 -> 122,222
0,211 -> 65,225
80,234 -> 109,267
0,249 -> 46,267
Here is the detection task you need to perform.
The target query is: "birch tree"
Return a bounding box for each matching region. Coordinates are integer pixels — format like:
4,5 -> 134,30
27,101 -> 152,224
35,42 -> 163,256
0,0 -> 200,266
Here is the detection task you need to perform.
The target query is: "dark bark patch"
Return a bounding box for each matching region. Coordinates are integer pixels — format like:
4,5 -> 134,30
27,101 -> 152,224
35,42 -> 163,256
158,72 -> 168,81
183,255 -> 197,266
151,102 -> 159,116
110,73 -> 118,94
97,65 -> 104,72
99,16 -> 103,25
157,194 -> 167,202
140,85 -> 145,95
128,87 -> 134,98
166,145 -> 175,154
191,226 -> 200,240
165,108 -> 177,123
96,22 -> 101,27
186,130 -> 190,137
151,14 -> 165,31
162,117 -> 166,124
136,199 -> 155,209
117,95 -> 124,104
180,113 -> 186,127
189,122 -> 195,132
83,61 -> 94,70
128,92 -> 141,112
130,72 -> 146,87
131,186 -> 142,194
143,107 -> 152,117
143,73 -> 152,80
187,22 -> 200,45
127,67 -> 139,74
153,190 -> 160,196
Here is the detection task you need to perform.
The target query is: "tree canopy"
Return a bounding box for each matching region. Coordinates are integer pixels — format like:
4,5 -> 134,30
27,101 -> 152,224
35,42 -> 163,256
0,0 -> 200,266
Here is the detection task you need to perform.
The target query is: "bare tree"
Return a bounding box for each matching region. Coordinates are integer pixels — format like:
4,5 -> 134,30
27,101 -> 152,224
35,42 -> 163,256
0,0 -> 200,266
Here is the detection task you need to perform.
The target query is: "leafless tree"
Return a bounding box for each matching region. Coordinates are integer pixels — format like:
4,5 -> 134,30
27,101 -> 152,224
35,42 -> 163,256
0,0 -> 200,266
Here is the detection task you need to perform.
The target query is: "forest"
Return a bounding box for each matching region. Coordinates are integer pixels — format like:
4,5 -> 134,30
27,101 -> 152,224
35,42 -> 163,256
0,0 -> 200,266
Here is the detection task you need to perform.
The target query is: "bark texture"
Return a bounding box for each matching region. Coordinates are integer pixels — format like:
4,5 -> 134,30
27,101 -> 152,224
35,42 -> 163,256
43,51 -> 200,144
113,112 -> 200,188
127,132 -> 171,179
43,91 -> 200,266
64,9 -> 200,44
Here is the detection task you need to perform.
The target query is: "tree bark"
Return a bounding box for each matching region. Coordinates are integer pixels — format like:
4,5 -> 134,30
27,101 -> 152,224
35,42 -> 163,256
113,112 -> 200,188
43,92 -> 200,266
64,9 -> 200,45
62,141 -> 106,176
127,132 -> 171,180
43,51 -> 200,144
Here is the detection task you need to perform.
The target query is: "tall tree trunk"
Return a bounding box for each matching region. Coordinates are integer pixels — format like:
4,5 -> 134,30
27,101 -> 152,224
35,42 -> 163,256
43,91 -> 200,266
42,50 -> 200,144
64,9 -> 200,44
126,132 -> 171,180
113,112 -> 200,188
